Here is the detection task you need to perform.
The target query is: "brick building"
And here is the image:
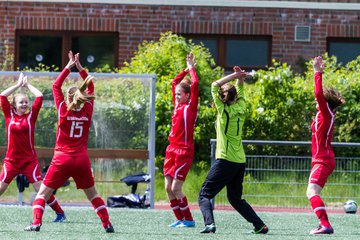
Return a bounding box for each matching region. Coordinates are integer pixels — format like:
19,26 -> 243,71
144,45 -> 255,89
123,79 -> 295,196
0,0 -> 359,72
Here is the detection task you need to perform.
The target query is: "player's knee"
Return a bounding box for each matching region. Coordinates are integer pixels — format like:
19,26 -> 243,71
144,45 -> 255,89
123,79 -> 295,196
171,187 -> 182,198
165,183 -> 172,194
306,187 -> 317,199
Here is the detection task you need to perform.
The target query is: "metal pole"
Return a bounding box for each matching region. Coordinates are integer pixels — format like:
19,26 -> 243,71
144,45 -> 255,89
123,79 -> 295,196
148,75 -> 156,209
210,140 -> 216,208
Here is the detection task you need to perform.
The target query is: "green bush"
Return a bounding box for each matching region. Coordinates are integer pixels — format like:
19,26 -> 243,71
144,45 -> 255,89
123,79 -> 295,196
119,32 -> 223,170
2,35 -> 360,166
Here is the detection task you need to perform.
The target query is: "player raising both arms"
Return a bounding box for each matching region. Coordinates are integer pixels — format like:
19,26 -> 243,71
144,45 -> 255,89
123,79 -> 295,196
198,66 -> 268,234
306,56 -> 345,235
0,73 -> 65,222
24,51 -> 114,233
164,52 -> 199,228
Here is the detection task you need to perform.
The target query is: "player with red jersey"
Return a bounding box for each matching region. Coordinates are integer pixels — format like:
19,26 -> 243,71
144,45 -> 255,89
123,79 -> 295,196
0,73 -> 65,222
306,56 -> 345,235
164,52 -> 199,228
25,51 -> 114,233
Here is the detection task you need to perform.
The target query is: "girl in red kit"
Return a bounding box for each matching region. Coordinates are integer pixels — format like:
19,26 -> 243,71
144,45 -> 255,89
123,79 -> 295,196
307,56 -> 345,235
25,51 -> 114,233
164,52 -> 198,228
0,73 -> 65,222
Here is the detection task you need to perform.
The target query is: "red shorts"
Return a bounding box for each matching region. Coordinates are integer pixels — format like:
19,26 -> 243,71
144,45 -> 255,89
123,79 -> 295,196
43,151 -> 94,190
308,163 -> 334,188
163,144 -> 193,181
0,158 -> 43,184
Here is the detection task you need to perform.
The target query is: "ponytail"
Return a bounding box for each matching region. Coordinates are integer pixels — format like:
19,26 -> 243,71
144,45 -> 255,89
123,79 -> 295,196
67,75 -> 95,111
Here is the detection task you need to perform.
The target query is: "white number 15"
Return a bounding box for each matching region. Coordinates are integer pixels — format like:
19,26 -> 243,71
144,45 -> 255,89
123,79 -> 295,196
70,121 -> 83,138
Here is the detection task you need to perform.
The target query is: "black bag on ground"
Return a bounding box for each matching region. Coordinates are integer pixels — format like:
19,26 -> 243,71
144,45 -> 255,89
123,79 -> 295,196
107,172 -> 150,208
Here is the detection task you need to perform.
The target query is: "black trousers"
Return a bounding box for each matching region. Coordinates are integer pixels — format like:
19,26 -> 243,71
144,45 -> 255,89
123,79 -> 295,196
198,159 -> 265,229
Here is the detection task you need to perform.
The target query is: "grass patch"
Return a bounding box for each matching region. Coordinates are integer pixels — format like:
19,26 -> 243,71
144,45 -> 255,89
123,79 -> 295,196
1,205 -> 360,240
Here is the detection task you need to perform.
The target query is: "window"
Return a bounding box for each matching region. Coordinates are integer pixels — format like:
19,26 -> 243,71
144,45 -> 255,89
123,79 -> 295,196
16,30 -> 118,71
327,38 -> 360,65
19,35 -> 62,70
186,34 -> 272,71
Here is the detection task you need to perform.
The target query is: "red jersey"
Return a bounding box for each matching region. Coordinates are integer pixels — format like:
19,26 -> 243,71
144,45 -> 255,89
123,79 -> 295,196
52,68 -> 94,155
168,68 -> 199,149
311,72 -> 335,164
0,95 -> 42,161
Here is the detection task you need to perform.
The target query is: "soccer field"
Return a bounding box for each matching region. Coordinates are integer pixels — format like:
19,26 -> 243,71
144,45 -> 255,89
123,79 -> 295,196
0,205 -> 359,240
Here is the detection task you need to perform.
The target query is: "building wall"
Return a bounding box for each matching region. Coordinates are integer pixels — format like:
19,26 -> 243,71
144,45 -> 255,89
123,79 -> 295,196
0,1 -> 359,71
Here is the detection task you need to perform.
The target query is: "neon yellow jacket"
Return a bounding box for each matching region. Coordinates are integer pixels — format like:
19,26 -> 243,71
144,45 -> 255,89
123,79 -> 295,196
211,83 -> 246,163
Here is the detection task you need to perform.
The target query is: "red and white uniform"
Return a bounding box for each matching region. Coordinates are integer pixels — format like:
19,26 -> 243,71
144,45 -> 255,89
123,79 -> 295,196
309,72 -> 335,187
0,95 -> 43,183
164,68 -> 199,181
43,68 -> 95,190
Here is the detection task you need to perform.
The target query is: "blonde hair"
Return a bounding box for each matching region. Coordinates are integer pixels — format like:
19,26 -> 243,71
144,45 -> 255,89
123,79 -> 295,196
67,75 -> 95,111
10,93 -> 28,111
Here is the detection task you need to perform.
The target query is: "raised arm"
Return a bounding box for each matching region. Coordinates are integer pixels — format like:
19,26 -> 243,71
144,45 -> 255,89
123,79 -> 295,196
213,66 -> 246,87
186,53 -> 199,108
22,75 -> 43,97
0,72 -> 24,97
53,51 -> 76,109
313,56 -> 330,115
171,70 -> 188,104
75,53 -> 94,95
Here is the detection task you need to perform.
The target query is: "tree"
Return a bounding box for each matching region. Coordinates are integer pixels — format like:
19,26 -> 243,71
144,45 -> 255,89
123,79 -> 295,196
120,32 -> 223,169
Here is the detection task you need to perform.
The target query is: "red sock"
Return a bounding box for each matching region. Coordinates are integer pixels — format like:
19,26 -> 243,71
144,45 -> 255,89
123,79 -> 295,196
170,199 -> 183,220
178,196 -> 193,221
309,195 -> 331,227
47,194 -> 64,214
32,198 -> 46,225
91,197 -> 111,227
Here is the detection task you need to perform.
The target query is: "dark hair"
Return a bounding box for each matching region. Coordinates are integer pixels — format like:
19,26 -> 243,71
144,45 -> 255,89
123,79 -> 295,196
219,83 -> 237,105
177,77 -> 191,94
324,87 -> 345,110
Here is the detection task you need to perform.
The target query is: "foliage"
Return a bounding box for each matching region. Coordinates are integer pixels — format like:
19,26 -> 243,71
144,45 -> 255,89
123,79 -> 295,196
20,63 -> 59,72
120,32 -> 223,169
243,60 -> 314,155
2,36 -> 360,167
243,54 -> 360,156
0,74 -> 151,150
0,40 -> 14,71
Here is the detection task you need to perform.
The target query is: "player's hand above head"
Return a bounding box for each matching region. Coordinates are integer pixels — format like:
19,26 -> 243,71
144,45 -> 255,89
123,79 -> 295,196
65,50 -> 76,70
75,53 -> 83,71
16,72 -> 25,87
313,56 -> 324,73
233,66 -> 246,80
186,52 -> 196,69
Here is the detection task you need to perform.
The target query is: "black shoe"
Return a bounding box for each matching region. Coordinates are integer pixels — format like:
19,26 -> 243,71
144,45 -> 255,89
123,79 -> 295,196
252,225 -> 269,234
24,224 -> 41,232
200,223 -> 216,233
104,224 -> 115,233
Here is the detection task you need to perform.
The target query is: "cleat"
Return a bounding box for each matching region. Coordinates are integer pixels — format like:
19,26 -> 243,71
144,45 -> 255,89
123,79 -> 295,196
251,225 -> 269,234
168,220 -> 182,228
104,224 -> 115,233
310,225 -> 333,234
200,223 -> 216,233
176,220 -> 195,228
24,224 -> 41,232
53,213 -> 66,223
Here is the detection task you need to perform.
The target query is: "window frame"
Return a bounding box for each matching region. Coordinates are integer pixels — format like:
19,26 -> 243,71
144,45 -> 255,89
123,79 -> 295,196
184,34 -> 272,71
15,30 -> 119,70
